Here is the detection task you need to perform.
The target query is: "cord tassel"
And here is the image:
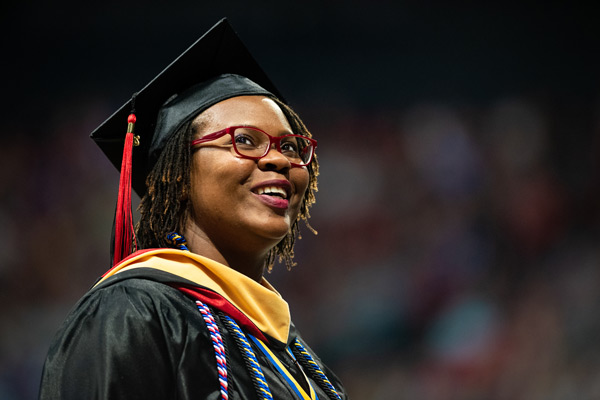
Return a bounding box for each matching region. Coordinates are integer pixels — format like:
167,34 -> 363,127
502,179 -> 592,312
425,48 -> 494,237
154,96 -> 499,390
113,113 -> 138,266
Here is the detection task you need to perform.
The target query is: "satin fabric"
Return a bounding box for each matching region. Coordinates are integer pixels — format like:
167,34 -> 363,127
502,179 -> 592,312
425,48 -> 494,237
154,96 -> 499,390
39,267 -> 347,399
96,248 -> 292,344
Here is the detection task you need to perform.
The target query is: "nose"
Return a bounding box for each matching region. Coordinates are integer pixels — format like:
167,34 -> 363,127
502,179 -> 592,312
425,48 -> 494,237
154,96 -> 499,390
257,145 -> 291,172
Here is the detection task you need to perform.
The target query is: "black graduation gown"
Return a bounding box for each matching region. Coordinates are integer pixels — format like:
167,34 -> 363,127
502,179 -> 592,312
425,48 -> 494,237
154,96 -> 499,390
39,268 -> 348,400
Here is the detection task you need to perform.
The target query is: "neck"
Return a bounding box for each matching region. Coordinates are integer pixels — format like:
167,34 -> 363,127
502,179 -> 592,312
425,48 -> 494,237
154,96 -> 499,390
182,224 -> 268,282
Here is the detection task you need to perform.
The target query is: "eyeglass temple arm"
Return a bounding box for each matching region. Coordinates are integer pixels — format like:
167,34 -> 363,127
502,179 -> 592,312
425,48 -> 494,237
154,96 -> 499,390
190,128 -> 230,146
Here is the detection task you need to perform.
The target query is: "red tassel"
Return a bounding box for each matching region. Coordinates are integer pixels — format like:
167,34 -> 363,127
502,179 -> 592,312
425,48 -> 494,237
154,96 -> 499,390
113,113 -> 138,266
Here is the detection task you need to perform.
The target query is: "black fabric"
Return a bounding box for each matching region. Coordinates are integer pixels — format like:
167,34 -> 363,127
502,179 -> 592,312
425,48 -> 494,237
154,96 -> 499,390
39,269 -> 348,400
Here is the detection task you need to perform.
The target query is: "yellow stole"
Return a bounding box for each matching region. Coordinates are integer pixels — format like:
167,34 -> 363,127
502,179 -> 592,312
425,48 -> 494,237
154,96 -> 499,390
95,249 -> 291,344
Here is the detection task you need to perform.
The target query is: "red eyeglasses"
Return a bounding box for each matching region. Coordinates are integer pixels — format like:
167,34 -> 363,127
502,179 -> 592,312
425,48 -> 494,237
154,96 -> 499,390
190,125 -> 317,167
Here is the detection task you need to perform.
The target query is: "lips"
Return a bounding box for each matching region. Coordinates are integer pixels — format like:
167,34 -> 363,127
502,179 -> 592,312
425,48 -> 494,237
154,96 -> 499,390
251,180 -> 292,209
255,185 -> 288,199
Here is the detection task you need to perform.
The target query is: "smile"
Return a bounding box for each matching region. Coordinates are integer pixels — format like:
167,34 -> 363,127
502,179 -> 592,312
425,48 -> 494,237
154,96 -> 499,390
251,180 -> 292,210
251,180 -> 292,200
255,186 -> 289,199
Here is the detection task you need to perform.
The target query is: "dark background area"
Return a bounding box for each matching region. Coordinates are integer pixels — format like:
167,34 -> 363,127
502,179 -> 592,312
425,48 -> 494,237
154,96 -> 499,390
2,2 -> 600,399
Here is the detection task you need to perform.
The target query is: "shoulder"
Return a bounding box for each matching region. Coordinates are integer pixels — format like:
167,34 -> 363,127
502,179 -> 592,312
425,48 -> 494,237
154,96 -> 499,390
42,271 -> 212,374
45,268 -> 208,356
40,274 -> 216,399
63,271 -> 203,334
86,267 -> 201,311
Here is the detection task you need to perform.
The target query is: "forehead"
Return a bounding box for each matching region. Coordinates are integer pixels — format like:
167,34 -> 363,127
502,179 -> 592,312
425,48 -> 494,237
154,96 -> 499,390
194,95 -> 291,133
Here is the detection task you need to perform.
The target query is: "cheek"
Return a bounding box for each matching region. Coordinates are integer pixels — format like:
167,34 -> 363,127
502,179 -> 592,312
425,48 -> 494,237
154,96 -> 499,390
189,153 -> 252,201
292,168 -> 310,203
189,155 -> 224,211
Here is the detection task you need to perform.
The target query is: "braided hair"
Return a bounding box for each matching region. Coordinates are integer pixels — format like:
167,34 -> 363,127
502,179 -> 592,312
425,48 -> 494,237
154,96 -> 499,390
135,98 -> 318,271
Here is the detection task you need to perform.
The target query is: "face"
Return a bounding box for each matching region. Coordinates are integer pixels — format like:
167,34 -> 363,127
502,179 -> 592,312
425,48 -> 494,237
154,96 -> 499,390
186,96 -> 310,256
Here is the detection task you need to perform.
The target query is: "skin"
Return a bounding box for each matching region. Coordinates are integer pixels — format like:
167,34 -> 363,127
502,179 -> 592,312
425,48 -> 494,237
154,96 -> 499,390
183,96 -> 310,281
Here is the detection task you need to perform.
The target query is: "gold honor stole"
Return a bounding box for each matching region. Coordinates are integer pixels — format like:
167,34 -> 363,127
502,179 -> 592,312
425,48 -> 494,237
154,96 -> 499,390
95,248 -> 291,344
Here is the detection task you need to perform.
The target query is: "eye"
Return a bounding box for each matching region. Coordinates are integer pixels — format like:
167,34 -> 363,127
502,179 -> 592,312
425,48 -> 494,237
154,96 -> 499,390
280,138 -> 299,155
234,133 -> 257,148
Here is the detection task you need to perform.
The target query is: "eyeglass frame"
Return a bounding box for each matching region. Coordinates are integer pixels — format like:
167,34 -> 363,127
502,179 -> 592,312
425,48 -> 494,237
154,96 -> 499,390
189,125 -> 317,167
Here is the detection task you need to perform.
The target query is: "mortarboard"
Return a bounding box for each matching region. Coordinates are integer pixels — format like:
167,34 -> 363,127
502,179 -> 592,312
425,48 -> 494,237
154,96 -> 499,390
91,18 -> 283,196
90,18 -> 285,265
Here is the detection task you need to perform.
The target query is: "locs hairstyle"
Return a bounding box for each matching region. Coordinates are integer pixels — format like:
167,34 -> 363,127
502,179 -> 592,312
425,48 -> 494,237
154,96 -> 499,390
135,98 -> 319,271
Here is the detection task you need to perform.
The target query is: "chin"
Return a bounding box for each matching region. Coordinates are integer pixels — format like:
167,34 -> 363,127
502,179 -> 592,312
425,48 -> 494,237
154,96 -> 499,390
254,221 -> 292,244
242,210 -> 296,247
260,226 -> 291,243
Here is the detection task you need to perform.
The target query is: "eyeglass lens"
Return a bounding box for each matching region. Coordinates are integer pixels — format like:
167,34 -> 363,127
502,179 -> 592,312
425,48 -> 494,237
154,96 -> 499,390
233,127 -> 312,164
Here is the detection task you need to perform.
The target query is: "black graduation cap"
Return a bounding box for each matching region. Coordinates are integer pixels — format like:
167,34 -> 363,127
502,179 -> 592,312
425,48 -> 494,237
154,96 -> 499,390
90,18 -> 285,265
91,17 -> 284,197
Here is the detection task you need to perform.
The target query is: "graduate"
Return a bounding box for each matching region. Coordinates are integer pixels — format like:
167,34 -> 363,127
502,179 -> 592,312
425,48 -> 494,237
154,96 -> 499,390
39,18 -> 347,400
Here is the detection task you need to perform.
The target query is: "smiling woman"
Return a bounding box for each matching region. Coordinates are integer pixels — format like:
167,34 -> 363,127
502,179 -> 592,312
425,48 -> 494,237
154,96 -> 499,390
39,19 -> 346,400
183,96 -> 311,280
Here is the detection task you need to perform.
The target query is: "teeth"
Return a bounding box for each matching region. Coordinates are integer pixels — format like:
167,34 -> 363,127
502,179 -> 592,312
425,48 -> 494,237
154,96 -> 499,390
256,186 -> 288,199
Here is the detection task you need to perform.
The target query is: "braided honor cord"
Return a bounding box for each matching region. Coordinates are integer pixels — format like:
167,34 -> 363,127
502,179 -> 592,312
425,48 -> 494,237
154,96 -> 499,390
166,232 -> 189,251
221,315 -> 274,400
291,339 -> 342,400
196,301 -> 229,400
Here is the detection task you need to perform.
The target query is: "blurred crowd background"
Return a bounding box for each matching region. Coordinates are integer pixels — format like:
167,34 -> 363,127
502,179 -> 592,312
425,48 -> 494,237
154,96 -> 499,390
2,2 -> 600,399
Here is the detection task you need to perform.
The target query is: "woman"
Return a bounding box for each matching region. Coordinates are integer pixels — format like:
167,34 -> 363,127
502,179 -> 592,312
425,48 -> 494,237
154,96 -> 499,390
39,19 -> 347,400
